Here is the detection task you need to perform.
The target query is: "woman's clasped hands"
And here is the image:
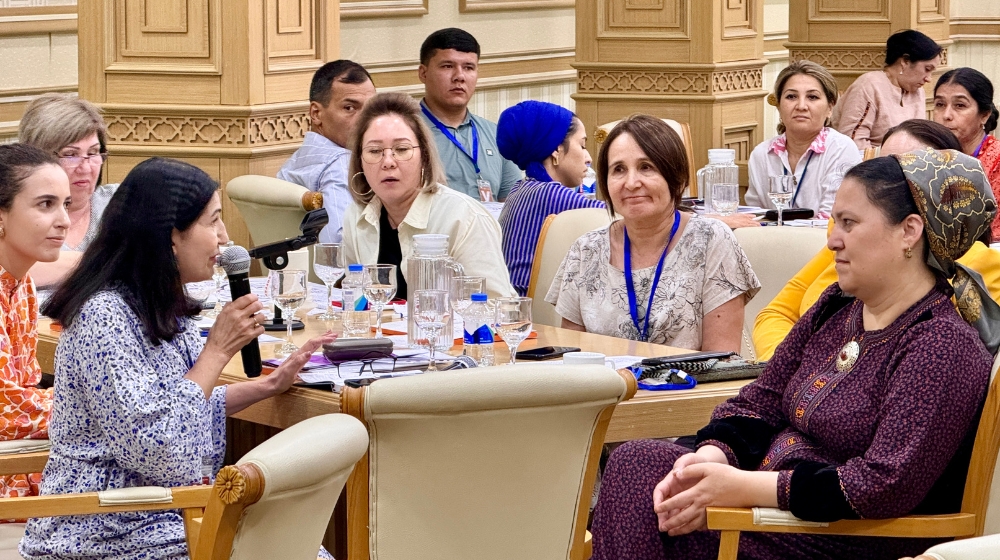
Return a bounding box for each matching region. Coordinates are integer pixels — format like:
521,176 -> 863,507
652,447 -> 779,537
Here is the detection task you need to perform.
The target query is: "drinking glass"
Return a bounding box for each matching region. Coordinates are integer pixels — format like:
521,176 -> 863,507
313,244 -> 345,321
494,297 -> 532,365
412,289 -> 451,371
768,175 -> 795,226
268,269 -> 307,358
202,255 -> 227,319
711,183 -> 739,216
449,275 -> 486,322
363,264 -> 398,338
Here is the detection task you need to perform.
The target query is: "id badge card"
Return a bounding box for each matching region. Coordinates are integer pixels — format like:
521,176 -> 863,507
477,177 -> 493,202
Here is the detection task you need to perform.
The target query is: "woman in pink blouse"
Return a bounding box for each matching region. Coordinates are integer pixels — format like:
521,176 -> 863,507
833,30 -> 942,149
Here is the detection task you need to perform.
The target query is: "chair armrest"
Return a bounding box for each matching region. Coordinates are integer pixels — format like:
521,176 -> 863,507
921,533 -> 1000,560
0,440 -> 50,455
0,451 -> 49,477
706,507 -> 977,538
0,485 -> 212,520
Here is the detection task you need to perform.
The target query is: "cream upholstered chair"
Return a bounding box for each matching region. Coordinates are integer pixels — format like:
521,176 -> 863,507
594,118 -> 697,195
915,534 -> 1000,560
705,349 -> 1000,560
342,363 -> 638,560
732,226 -> 829,359
0,414 -> 368,560
527,208 -> 612,328
0,440 -> 50,560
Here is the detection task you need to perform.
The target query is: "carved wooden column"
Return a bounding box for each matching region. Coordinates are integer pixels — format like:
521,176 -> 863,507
573,0 -> 767,191
787,0 -> 950,104
77,0 -> 339,249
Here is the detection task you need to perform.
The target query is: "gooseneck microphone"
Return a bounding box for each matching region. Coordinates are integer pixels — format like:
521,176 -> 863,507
219,245 -> 262,378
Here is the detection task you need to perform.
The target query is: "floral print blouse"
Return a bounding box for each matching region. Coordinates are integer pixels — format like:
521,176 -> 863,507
0,266 -> 52,498
20,289 -> 227,560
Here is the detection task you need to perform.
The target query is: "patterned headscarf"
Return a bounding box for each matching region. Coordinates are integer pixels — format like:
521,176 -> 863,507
894,148 -> 1000,353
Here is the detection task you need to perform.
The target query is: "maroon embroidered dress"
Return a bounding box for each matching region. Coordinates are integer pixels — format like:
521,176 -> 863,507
592,283 -> 991,560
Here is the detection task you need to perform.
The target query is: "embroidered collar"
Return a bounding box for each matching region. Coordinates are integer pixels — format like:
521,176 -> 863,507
768,127 -> 830,156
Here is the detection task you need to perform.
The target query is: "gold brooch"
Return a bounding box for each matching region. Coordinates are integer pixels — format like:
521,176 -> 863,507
836,341 -> 860,372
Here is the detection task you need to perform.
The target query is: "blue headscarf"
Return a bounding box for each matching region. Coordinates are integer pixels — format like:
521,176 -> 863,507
496,101 -> 574,184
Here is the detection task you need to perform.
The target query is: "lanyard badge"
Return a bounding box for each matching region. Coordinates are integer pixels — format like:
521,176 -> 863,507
624,209 -> 681,342
421,104 -> 492,201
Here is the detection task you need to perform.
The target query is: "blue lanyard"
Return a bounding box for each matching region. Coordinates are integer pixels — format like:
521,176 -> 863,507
421,103 -> 480,174
624,209 -> 681,341
783,151 -> 814,208
974,135 -> 989,158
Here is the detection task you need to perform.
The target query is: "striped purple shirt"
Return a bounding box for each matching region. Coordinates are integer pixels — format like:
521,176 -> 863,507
498,179 -> 606,296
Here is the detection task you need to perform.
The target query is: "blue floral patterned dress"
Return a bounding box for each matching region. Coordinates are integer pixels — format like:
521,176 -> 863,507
19,290 -> 227,560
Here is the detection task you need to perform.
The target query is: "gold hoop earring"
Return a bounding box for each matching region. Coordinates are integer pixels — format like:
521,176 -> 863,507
905,247 -> 913,259
349,172 -> 370,197
552,158 -> 559,166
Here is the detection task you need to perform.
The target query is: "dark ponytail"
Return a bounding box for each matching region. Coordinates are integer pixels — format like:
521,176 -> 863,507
986,103 -> 999,134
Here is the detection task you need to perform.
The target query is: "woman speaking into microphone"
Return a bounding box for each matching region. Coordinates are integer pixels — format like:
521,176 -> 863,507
20,158 -> 334,560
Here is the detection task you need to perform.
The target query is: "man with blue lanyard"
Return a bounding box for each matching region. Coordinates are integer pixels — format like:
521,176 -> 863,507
418,28 -> 522,202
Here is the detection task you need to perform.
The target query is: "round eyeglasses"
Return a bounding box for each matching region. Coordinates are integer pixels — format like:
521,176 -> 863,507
361,145 -> 420,164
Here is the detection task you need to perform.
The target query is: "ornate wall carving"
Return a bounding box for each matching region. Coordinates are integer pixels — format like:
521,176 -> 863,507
577,68 -> 763,95
104,109 -> 309,146
789,45 -> 949,70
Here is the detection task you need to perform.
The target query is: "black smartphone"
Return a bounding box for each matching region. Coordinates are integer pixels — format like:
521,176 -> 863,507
764,208 -> 814,221
344,377 -> 380,388
515,346 -> 581,361
641,350 -> 735,366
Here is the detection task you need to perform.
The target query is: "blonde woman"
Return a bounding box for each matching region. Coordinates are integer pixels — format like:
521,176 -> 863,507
18,93 -> 117,287
341,92 -> 515,299
746,61 -> 862,218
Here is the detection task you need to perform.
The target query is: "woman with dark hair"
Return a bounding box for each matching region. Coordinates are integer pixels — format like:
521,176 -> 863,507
752,119 -> 1000,360
0,144 -> 70,500
20,158 -> 334,560
593,149 -> 998,560
932,67 -> 1000,237
747,61 -> 861,217
545,115 -> 759,352
495,100 -> 604,296
833,30 -> 943,149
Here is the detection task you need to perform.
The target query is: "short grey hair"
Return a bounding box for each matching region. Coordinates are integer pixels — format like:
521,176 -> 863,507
18,93 -> 107,154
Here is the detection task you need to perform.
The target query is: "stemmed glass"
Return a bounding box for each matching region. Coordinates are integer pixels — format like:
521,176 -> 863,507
268,269 -> 307,358
203,244 -> 230,319
412,289 -> 451,371
494,297 -> 532,365
450,275 -> 486,326
313,244 -> 345,321
768,175 -> 795,226
363,264 -> 397,338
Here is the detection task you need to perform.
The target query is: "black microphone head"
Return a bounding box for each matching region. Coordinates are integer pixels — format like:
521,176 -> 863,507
219,245 -> 251,276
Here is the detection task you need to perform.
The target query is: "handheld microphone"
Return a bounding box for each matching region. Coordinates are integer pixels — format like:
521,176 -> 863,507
219,245 -> 262,378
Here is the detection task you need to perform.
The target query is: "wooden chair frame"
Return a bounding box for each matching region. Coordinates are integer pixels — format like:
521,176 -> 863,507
525,213 -> 557,301
706,362 -> 1000,560
341,369 -> 637,560
0,457 -> 268,560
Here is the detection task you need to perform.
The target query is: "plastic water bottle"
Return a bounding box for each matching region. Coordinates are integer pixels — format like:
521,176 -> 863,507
341,264 -> 370,337
580,164 -> 597,198
462,293 -> 495,366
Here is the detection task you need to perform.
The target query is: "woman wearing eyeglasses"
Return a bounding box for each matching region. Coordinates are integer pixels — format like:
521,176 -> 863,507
342,92 -> 515,299
17,93 -> 115,288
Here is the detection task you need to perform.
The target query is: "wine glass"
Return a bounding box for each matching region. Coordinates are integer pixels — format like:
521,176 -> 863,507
412,289 -> 451,371
363,264 -> 397,338
313,244 -> 345,321
494,297 -> 532,365
450,275 -> 485,323
203,245 -> 230,319
768,175 -> 795,226
268,269 -> 307,358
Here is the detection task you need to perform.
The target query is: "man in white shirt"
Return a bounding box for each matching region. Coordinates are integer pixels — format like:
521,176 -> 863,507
279,60 -> 376,243
418,28 -> 521,202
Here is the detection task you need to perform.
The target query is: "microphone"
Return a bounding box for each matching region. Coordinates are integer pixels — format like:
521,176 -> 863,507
219,245 -> 262,378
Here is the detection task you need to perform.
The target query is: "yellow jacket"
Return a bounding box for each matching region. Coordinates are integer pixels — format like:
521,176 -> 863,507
753,229 -> 1000,360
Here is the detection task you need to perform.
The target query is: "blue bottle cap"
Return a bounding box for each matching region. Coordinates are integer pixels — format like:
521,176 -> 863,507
471,293 -> 487,302
348,264 -> 363,272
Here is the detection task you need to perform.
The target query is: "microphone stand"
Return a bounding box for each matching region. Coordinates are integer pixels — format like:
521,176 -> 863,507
248,208 -> 328,333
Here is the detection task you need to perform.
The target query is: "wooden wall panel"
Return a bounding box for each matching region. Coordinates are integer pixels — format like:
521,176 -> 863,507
340,0 -> 426,19
111,0 -> 221,73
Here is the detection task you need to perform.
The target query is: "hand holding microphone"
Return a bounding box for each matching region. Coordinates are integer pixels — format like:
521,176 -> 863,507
212,245 -> 263,378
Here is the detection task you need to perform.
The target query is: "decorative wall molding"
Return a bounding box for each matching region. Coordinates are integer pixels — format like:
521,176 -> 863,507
102,103 -> 310,147
340,0 -> 426,19
788,43 -> 950,71
459,0 -> 572,13
0,4 -> 76,36
576,64 -> 765,96
367,47 -> 576,88
951,17 -> 1000,40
